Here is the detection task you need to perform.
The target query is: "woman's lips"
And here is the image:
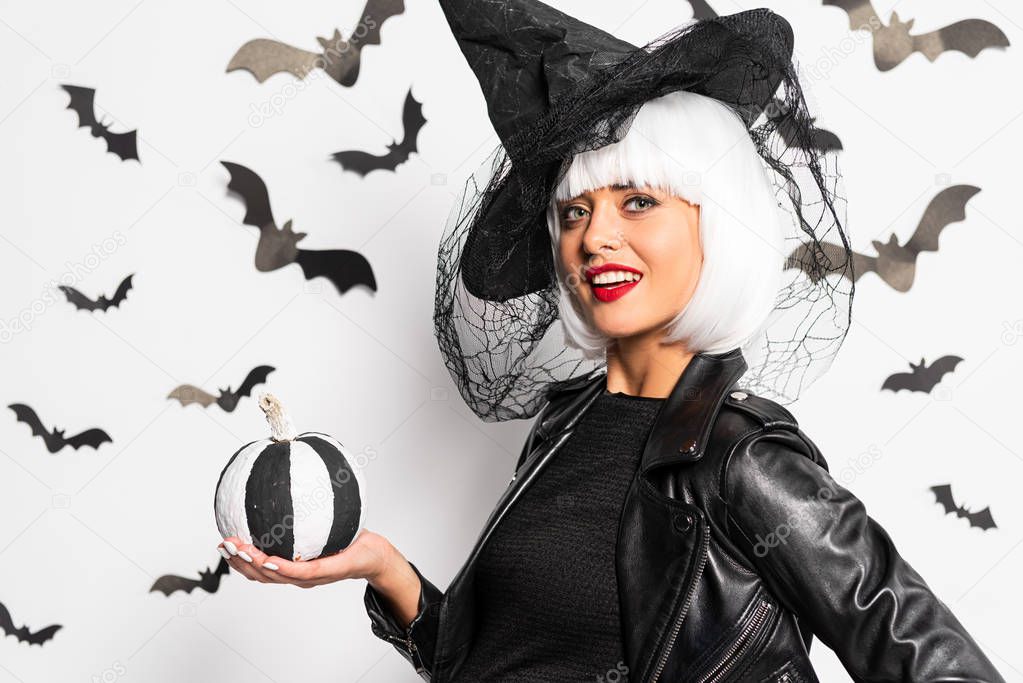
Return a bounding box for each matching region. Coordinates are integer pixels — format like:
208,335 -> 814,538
591,278 -> 640,303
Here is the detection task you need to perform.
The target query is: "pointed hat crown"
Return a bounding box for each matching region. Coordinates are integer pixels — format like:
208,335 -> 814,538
438,0 -> 638,148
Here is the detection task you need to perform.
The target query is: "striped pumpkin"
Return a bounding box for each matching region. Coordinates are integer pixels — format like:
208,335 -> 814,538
214,394 -> 366,561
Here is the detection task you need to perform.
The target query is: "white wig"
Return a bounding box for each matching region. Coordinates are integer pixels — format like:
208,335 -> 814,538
546,88 -> 786,359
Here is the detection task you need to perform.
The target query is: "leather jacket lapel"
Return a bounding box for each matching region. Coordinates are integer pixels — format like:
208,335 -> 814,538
639,348 -> 749,475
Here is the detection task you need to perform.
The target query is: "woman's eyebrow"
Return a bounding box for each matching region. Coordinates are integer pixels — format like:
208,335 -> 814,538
557,182 -> 640,205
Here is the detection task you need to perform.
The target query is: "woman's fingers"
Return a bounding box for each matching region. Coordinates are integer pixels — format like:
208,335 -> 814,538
232,541 -> 295,584
219,537 -> 319,586
257,554 -> 325,582
219,537 -> 278,583
220,547 -> 268,582
216,535 -> 368,588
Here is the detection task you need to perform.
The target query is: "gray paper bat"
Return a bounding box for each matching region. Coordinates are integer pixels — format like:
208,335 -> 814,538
167,365 -> 275,413
226,0 -> 405,86
824,0 -> 1009,71
882,355 -> 964,394
785,185 -> 979,292
689,0 -> 718,21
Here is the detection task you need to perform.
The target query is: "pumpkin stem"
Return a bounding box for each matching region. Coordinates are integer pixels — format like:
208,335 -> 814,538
259,393 -> 297,441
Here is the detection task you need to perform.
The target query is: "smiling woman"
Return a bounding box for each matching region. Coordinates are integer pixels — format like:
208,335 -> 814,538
429,2 -> 857,422
547,89 -> 786,361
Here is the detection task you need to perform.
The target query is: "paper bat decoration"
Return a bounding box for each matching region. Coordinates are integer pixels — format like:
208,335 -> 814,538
764,97 -> 843,153
331,87 -> 426,175
0,600 -> 62,646
167,365 -> 275,412
785,184 -> 979,291
59,274 -> 134,312
823,1 -> 1010,71
150,557 -> 231,596
59,84 -> 139,162
8,404 -> 112,453
689,0 -> 718,21
930,484 -> 996,531
881,355 -> 964,394
221,161 -> 377,296
226,0 -> 405,87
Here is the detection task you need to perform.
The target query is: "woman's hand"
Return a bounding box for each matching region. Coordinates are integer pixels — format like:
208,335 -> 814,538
217,528 -> 399,589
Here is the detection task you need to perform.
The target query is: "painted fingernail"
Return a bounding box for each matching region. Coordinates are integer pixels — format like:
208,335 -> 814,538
263,562 -> 279,571
217,547 -> 231,560
238,551 -> 253,562
223,541 -> 238,556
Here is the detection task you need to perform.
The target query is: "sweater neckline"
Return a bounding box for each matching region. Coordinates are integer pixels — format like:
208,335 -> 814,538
600,389 -> 666,402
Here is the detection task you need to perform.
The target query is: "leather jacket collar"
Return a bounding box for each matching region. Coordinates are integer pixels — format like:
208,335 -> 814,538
523,347 -> 748,476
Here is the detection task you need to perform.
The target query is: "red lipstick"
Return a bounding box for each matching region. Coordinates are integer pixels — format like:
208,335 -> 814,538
585,263 -> 643,303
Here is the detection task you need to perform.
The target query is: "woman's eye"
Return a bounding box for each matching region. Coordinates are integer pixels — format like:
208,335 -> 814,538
562,206 -> 587,222
626,196 -> 657,211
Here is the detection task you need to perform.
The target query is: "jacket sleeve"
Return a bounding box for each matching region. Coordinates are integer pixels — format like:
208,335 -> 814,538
362,402 -> 551,679
722,427 -> 1005,683
363,560 -> 444,681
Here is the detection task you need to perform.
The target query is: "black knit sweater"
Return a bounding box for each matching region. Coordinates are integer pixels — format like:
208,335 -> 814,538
450,389 -> 665,682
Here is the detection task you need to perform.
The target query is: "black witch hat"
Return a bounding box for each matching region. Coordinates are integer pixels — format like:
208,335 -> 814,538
433,0 -> 854,422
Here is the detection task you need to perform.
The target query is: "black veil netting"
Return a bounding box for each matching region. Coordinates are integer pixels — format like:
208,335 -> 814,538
433,12 -> 855,423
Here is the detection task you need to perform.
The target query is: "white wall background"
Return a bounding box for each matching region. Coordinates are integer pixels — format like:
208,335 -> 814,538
2,0 -> 1021,681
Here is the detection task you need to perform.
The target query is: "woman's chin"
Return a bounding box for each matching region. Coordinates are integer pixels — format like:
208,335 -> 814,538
590,321 -> 652,341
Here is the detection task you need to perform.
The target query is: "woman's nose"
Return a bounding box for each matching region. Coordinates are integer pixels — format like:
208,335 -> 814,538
581,203 -> 624,256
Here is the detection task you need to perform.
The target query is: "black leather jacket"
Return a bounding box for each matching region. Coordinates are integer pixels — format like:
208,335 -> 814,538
364,348 -> 1004,682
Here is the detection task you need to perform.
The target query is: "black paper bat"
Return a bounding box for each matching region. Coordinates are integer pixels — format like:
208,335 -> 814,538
824,1 -> 1010,71
930,484 -> 996,531
167,365 -> 275,412
785,185 -> 979,292
59,84 -> 139,162
8,403 -> 112,453
764,97 -> 843,153
221,161 -> 377,296
0,600 -> 62,646
150,557 -> 231,596
58,274 -> 134,312
331,87 -> 426,175
881,355 -> 964,394
226,0 -> 405,87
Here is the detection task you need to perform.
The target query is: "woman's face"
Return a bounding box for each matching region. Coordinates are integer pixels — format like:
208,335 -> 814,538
555,183 -> 702,342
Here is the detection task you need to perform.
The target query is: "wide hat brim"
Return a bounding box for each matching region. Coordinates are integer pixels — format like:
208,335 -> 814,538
456,8 -> 795,303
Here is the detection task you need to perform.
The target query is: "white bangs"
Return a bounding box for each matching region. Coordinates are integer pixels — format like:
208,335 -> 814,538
552,89 -> 749,205
552,129 -> 695,204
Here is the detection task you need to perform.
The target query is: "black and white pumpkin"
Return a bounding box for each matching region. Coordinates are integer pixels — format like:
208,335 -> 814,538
214,393 -> 367,561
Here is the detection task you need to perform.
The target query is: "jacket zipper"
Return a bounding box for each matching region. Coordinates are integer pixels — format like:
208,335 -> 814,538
377,625 -> 427,676
694,597 -> 774,683
648,523 -> 710,683
405,633 -> 425,675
